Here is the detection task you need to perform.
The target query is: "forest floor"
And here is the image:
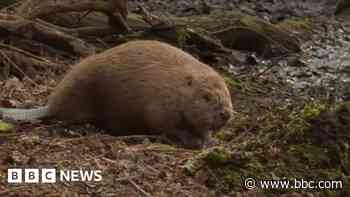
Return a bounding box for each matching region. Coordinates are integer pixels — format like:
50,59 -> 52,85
0,0 -> 350,196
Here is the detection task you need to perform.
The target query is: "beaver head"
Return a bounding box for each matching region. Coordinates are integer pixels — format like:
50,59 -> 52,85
168,70 -> 233,149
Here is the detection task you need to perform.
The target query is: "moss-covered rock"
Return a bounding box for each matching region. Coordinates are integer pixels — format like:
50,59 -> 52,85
276,18 -> 313,41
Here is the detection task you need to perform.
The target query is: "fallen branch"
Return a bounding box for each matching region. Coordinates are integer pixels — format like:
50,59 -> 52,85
1,50 -> 59,72
128,178 -> 153,197
0,50 -> 40,87
24,2 -> 110,19
0,42 -> 57,65
0,17 -> 95,56
137,4 -> 171,27
17,0 -> 131,33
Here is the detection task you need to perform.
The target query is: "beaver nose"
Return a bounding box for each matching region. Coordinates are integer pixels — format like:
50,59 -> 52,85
220,110 -> 231,122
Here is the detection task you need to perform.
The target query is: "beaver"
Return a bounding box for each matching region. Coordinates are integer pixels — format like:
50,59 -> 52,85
0,40 -> 233,149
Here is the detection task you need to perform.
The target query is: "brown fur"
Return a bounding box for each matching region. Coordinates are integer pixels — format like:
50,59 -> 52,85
47,40 -> 233,148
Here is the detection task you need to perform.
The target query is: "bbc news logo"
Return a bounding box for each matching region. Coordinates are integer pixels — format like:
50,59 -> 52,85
8,169 -> 102,183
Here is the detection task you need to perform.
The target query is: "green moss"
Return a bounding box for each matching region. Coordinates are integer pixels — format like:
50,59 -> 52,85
0,120 -> 14,133
277,18 -> 311,31
218,168 -> 243,189
287,144 -> 332,166
205,147 -> 233,165
281,112 -> 310,143
223,75 -> 241,89
222,74 -> 262,94
176,10 -> 244,31
335,101 -> 350,113
183,158 -> 200,175
301,102 -> 327,120
240,15 -> 264,32
215,130 -> 234,142
202,147 -> 268,191
176,27 -> 190,48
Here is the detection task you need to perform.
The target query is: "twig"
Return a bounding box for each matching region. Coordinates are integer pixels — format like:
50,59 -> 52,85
78,10 -> 94,24
0,42 -> 58,67
137,4 -> 158,26
137,4 -> 172,27
95,38 -> 108,48
254,63 -> 278,77
128,178 -> 153,197
0,51 -> 40,87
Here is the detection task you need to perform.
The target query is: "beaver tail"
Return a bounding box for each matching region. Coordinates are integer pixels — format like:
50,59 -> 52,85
0,106 -> 49,121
